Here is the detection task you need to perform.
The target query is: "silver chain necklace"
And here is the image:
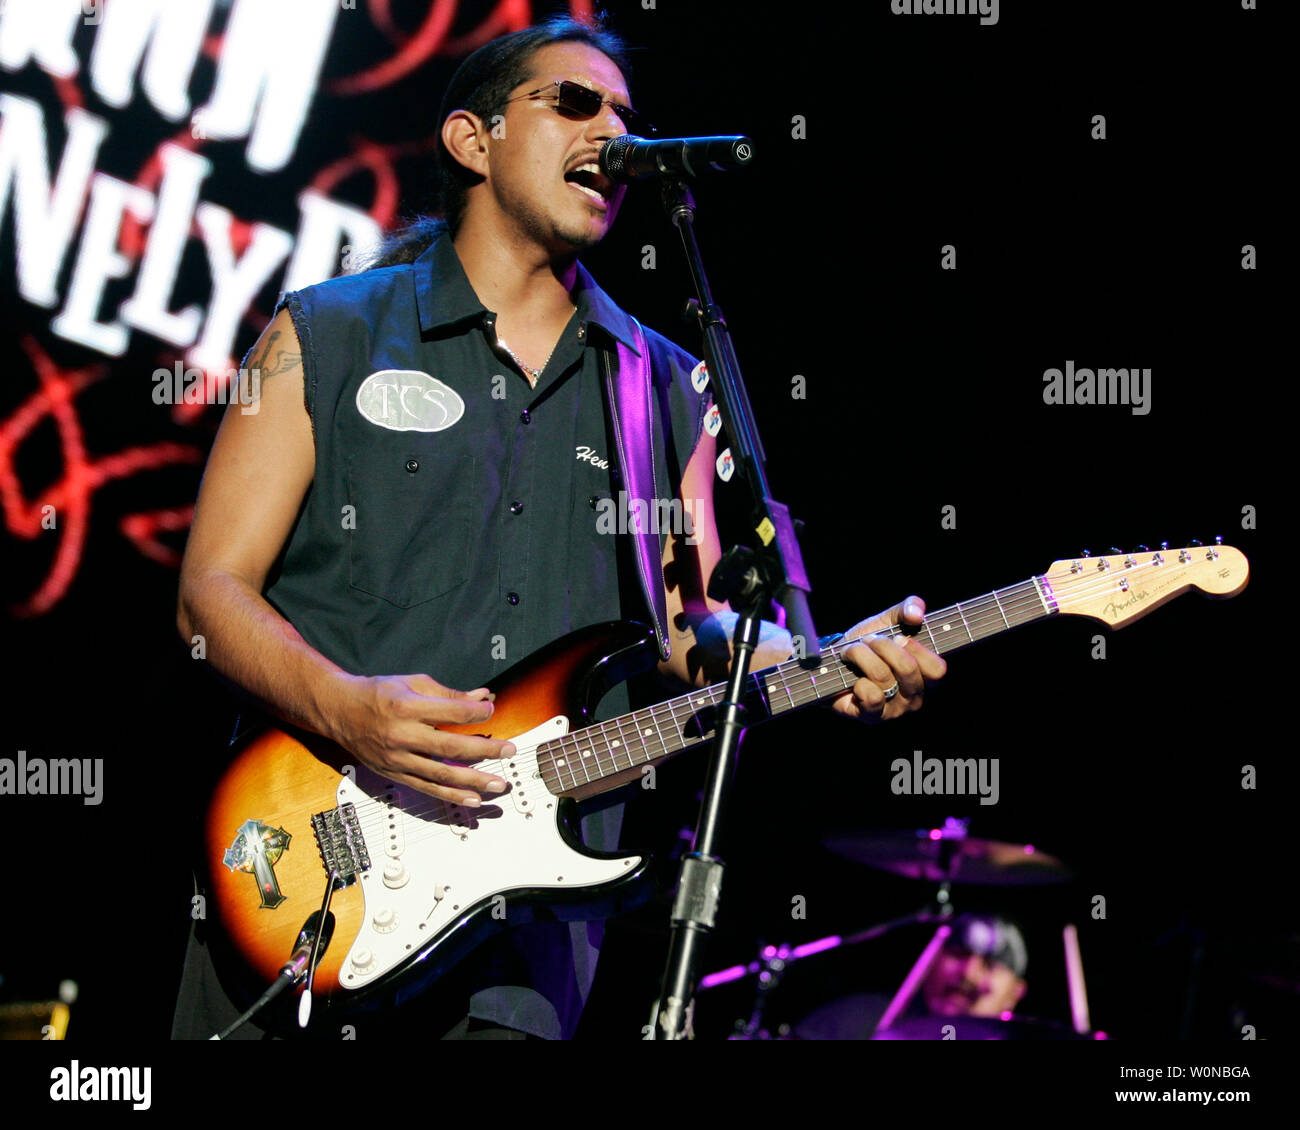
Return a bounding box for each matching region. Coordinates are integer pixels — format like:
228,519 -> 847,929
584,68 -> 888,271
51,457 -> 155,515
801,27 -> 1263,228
495,336 -> 556,389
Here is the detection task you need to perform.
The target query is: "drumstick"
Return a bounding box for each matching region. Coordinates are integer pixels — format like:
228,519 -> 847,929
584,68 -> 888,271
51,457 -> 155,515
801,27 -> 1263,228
1063,923 -> 1090,1034
874,924 -> 951,1034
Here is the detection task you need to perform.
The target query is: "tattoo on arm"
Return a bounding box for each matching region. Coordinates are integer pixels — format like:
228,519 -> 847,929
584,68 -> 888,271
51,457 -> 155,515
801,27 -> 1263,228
248,330 -> 280,372
244,329 -> 302,400
264,352 -> 302,378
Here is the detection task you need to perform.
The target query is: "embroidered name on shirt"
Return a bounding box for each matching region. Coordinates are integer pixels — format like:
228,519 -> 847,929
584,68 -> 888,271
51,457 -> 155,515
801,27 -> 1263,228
356,370 -> 465,432
575,445 -> 610,470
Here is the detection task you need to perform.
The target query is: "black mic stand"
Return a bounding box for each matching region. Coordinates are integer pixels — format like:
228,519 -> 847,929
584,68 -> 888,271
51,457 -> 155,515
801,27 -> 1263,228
650,176 -> 820,1040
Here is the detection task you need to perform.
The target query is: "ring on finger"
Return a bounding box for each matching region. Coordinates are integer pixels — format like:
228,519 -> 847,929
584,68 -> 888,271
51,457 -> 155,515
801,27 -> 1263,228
882,681 -> 900,701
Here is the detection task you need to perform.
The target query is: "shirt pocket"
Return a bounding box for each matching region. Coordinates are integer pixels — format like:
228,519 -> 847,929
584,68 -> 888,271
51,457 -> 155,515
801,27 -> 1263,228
346,449 -> 475,608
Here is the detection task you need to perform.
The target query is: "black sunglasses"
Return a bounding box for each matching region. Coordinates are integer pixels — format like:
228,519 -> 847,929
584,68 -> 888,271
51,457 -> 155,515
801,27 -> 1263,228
506,80 -> 656,137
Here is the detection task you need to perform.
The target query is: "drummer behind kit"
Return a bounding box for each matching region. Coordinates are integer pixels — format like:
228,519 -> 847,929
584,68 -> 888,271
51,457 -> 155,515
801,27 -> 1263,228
795,913 -> 1033,1041
841,826 -> 1101,1039
714,819 -> 1104,1039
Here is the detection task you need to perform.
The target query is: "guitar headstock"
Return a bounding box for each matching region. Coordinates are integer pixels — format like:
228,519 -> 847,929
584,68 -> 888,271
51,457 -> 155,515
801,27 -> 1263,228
1043,541 -> 1249,627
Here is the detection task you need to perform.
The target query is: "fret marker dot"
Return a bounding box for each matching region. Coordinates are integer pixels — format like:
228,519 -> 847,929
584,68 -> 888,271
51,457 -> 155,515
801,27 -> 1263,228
582,750 -> 591,758
611,740 -> 620,748
942,624 -> 951,631
644,729 -> 652,736
819,667 -> 827,675
557,759 -> 565,766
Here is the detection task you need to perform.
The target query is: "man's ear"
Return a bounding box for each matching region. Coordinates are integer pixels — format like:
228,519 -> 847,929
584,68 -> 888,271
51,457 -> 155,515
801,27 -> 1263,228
442,109 -> 492,178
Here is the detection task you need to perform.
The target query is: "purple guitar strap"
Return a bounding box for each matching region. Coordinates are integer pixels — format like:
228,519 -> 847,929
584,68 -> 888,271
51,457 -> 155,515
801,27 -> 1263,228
599,317 -> 671,661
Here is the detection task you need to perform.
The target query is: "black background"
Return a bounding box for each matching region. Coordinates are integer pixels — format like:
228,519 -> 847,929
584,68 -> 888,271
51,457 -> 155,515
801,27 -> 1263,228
0,0 -> 1287,1071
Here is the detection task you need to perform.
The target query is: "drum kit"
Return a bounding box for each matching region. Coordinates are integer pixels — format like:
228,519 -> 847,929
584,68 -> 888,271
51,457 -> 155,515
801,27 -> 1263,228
701,816 -> 1106,1039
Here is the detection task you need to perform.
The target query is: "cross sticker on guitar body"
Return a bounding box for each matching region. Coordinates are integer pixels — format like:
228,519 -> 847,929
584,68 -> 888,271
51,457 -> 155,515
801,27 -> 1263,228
223,819 -> 292,909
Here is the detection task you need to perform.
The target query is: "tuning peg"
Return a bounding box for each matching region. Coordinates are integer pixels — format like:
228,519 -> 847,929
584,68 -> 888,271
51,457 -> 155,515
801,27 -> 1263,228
1160,541 -> 1169,550
1215,535 -> 1223,545
1081,549 -> 1091,558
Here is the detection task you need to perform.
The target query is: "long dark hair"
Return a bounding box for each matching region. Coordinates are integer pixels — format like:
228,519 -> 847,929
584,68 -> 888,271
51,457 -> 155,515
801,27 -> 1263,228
363,15 -> 629,269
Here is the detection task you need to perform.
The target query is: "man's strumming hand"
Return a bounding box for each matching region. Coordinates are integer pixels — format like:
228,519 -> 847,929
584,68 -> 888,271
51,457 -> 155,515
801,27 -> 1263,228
326,673 -> 514,805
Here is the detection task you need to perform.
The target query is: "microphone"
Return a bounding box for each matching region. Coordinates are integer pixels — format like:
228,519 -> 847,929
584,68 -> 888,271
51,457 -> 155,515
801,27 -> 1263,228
600,135 -> 755,183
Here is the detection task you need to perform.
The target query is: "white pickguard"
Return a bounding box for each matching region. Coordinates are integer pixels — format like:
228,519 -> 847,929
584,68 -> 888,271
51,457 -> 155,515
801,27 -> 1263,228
332,715 -> 641,992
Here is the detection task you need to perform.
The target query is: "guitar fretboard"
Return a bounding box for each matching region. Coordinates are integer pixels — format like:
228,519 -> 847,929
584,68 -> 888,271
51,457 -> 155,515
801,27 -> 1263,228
536,576 -> 1056,798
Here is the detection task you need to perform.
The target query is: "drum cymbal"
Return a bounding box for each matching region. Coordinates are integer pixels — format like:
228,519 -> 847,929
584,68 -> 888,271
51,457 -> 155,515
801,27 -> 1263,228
823,827 -> 1071,885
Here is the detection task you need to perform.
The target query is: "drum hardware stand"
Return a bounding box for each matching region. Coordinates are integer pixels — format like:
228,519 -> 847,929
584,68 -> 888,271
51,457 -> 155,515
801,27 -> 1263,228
706,897 -> 957,1040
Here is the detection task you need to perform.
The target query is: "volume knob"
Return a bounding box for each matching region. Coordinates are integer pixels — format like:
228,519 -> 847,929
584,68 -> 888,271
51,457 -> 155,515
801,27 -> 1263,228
382,861 -> 409,889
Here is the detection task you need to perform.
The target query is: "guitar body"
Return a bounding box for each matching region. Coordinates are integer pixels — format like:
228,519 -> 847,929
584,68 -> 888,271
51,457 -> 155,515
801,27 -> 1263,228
204,621 -> 658,1014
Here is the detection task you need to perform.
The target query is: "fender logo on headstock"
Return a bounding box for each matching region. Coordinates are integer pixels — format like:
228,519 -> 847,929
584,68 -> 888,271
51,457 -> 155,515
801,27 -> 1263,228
1102,589 -> 1150,620
224,819 -> 292,909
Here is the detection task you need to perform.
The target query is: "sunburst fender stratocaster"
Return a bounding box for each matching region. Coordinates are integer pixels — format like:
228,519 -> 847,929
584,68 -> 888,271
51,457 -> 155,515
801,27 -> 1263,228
206,543 -> 1248,1011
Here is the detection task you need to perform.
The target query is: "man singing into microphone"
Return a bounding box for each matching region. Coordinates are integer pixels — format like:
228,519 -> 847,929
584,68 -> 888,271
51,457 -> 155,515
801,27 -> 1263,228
173,14 -> 946,1040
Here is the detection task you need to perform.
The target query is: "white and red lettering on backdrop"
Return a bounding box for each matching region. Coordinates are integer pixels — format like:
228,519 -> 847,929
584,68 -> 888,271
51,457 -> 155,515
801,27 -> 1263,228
0,0 -> 592,616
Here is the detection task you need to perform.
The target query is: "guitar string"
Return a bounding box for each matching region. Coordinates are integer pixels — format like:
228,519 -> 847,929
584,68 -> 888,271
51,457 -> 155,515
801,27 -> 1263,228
332,553 -> 1222,850
341,578 -> 1045,838
339,555 -> 1212,837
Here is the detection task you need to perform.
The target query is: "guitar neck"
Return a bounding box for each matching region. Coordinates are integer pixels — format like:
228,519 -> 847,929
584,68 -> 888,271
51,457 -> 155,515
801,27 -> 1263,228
536,576 -> 1055,799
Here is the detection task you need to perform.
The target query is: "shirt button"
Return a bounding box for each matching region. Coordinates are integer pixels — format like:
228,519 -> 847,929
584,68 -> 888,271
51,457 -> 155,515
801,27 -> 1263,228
404,459 -> 419,473
509,500 -> 523,515
577,325 -> 586,340
588,495 -> 600,510
519,409 -> 531,424
506,591 -> 520,606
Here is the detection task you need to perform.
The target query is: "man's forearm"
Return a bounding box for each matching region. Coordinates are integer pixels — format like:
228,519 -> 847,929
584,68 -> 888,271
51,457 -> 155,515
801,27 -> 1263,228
662,609 -> 795,688
178,570 -> 351,741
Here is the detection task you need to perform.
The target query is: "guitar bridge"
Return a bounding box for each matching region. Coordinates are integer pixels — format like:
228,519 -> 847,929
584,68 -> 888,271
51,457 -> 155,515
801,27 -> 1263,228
312,803 -> 371,887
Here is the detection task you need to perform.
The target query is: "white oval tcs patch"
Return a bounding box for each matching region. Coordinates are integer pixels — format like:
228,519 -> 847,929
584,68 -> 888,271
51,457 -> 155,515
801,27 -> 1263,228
355,370 -> 465,432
